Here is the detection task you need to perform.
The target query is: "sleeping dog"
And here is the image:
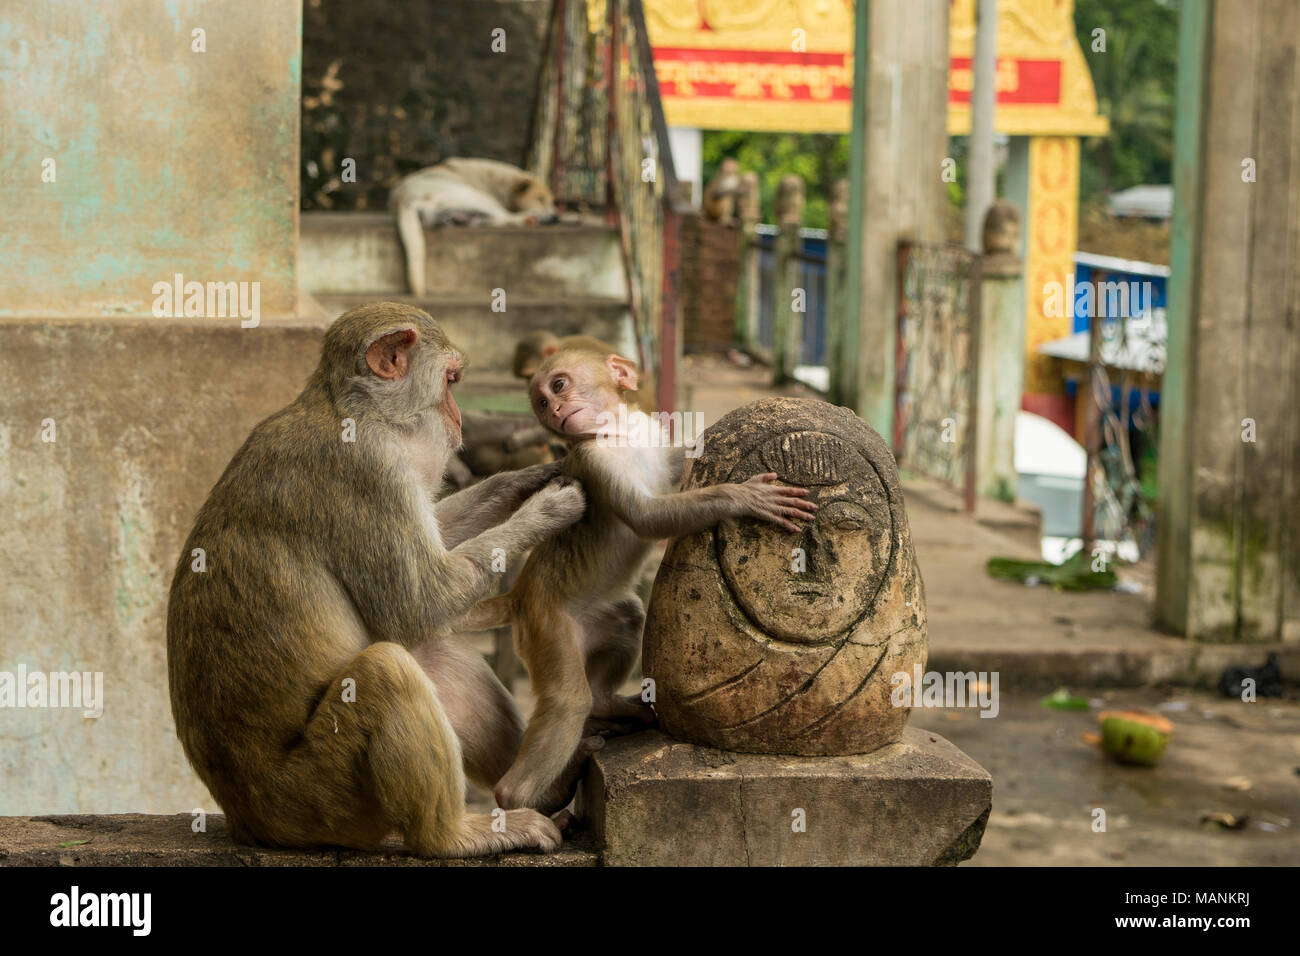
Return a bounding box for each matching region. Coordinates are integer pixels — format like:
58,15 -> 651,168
389,158 -> 559,296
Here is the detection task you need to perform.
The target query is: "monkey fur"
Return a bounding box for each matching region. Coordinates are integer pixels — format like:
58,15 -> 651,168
465,348 -> 818,812
167,301 -> 589,857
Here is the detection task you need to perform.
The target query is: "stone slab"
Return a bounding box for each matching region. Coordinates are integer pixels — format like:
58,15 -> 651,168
0,814 -> 598,867
582,727 -> 993,866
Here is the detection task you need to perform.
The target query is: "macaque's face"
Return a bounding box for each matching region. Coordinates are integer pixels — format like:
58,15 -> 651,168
512,179 -> 559,223
716,432 -> 893,644
530,357 -> 615,438
358,310 -> 465,447
434,350 -> 464,447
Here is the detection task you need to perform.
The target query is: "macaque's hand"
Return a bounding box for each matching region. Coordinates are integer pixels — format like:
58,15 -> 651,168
515,474 -> 587,531
732,472 -> 818,533
510,460 -> 564,497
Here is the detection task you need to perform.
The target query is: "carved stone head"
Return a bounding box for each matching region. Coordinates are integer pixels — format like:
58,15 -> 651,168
644,398 -> 928,756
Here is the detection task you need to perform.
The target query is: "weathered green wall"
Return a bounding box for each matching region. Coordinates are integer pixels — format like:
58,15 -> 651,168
0,0 -> 299,317
0,0 -> 308,815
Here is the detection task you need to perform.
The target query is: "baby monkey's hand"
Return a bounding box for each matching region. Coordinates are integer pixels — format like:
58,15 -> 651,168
733,472 -> 818,533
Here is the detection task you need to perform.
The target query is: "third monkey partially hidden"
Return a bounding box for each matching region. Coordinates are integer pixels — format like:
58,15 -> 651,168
468,348 -> 818,811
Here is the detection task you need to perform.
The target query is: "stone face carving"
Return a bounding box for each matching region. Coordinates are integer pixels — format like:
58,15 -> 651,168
643,398 -> 927,756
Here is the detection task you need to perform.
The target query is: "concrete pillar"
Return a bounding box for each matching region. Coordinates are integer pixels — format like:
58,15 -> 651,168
771,175 -> 805,384
1156,0 -> 1300,643
964,0 -> 998,253
844,0 -> 950,435
974,201 -> 1026,502
0,0 -> 310,815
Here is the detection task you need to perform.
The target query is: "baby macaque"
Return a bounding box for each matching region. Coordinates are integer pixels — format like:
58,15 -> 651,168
466,347 -> 819,811
511,331 -> 655,428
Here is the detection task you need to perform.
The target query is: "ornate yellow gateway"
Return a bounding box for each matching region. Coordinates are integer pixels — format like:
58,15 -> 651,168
645,0 -> 1108,395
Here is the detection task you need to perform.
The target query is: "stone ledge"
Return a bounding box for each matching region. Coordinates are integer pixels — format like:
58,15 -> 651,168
581,726 -> 993,866
0,814 -> 598,867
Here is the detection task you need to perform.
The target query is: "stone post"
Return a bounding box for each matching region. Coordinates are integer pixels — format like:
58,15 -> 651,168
974,200 -> 1026,502
772,175 -> 805,384
732,171 -> 761,351
826,178 -> 851,405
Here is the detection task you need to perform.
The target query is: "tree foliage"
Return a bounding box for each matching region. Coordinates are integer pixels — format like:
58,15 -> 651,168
701,131 -> 849,229
1074,0 -> 1179,202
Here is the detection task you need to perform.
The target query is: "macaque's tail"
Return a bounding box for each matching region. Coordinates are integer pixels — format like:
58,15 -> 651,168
460,594 -> 513,631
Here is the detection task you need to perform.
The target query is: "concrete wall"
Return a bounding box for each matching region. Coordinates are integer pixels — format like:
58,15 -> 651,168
0,0 -> 309,814
0,319 -> 324,814
0,0 -> 300,318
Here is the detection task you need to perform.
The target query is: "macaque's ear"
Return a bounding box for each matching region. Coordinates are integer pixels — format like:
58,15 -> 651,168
606,354 -> 639,391
366,328 -> 418,380
540,342 -> 561,358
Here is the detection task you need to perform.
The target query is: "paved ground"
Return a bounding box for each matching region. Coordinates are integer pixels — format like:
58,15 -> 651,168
910,688 -> 1300,866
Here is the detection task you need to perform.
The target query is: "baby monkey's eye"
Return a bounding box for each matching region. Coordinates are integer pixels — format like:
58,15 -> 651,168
552,377 -> 566,392
538,398 -> 548,410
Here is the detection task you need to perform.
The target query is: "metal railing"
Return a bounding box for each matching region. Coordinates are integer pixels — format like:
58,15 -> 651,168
529,0 -> 683,411
751,227 -> 829,369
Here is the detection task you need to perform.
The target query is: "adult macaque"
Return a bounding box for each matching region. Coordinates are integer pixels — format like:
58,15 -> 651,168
512,331 -> 622,381
167,302 -> 587,857
703,157 -> 742,222
466,348 -> 819,811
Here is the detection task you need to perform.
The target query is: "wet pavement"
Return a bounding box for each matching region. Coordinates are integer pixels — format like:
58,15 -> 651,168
909,688 -> 1300,865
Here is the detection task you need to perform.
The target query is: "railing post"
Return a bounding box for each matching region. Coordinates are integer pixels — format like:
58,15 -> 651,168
772,174 -> 804,385
733,171 -> 760,352
826,177 -> 850,404
974,200 -> 1026,503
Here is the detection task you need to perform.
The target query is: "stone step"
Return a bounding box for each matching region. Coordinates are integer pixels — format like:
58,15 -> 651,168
315,292 -> 635,377
581,728 -> 992,866
300,212 -> 627,300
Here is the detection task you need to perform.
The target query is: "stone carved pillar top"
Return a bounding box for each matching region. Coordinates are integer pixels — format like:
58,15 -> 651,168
776,175 -> 805,229
644,398 -> 928,756
981,198 -> 1023,277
